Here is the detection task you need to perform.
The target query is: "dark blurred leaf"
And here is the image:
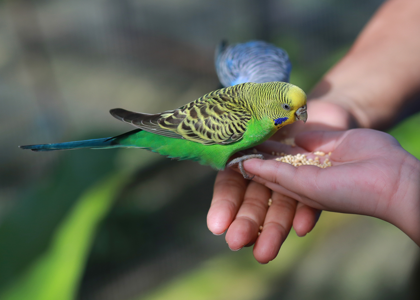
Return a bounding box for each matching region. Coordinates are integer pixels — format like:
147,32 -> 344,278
0,172 -> 128,300
0,141 -> 118,292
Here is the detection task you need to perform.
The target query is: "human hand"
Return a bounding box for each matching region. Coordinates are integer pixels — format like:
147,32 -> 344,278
245,129 -> 420,247
208,129 -> 420,263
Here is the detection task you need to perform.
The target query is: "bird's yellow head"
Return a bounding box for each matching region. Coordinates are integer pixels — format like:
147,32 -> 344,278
275,83 -> 307,128
253,82 -> 307,130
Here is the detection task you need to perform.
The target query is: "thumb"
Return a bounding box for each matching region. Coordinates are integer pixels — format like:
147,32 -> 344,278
243,158 -> 323,204
295,130 -> 346,152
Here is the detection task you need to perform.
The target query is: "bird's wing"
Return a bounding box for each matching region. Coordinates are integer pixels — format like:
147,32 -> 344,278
110,109 -> 184,139
110,90 -> 252,145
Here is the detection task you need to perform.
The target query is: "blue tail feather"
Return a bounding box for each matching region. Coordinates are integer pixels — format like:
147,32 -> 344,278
19,137 -> 115,152
19,129 -> 141,152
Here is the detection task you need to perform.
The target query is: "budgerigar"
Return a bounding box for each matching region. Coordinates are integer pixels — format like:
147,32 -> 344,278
20,82 -> 307,178
215,40 -> 292,87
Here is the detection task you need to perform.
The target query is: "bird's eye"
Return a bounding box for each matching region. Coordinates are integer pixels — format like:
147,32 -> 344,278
282,103 -> 291,111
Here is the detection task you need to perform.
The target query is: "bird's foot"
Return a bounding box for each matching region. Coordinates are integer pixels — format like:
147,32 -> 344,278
227,154 -> 264,179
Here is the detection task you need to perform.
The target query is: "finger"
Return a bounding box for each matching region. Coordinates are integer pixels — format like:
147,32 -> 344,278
207,168 -> 248,235
225,181 -> 271,251
244,159 -> 303,199
253,192 -> 297,264
293,203 -> 322,237
242,159 -> 326,210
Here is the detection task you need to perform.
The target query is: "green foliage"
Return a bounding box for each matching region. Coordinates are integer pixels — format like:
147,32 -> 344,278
0,173 -> 128,300
389,112 -> 420,159
0,149 -> 117,286
0,137 -> 123,298
136,238 -> 311,300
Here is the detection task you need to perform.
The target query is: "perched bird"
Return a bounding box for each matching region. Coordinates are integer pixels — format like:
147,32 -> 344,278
215,40 -> 292,87
20,82 -> 307,178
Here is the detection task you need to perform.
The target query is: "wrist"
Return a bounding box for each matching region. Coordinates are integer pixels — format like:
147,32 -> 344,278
308,50 -> 415,130
387,153 -> 420,246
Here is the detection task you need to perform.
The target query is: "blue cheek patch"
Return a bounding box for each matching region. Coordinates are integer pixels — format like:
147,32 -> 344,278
274,117 -> 288,126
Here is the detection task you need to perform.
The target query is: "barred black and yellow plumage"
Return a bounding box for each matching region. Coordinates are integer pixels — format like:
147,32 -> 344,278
20,82 -> 307,173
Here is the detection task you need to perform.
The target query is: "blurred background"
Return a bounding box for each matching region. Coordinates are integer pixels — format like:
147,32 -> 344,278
0,0 -> 419,299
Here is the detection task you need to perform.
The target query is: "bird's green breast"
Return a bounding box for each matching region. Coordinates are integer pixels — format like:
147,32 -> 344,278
117,117 -> 276,170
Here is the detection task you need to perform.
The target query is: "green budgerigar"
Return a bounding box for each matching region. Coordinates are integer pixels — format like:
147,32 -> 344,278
20,82 -> 307,178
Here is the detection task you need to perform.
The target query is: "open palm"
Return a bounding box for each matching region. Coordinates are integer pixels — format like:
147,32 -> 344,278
208,129 -> 420,263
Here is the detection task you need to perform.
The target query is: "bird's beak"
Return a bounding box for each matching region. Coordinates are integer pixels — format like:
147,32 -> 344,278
295,105 -> 307,123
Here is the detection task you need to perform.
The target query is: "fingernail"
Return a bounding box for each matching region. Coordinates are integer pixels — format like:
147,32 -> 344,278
212,231 -> 225,236
228,246 -> 243,251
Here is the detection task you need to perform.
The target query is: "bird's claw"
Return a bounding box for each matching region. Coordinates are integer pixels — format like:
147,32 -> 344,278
227,154 -> 264,179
